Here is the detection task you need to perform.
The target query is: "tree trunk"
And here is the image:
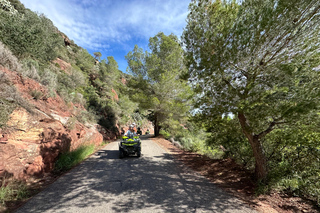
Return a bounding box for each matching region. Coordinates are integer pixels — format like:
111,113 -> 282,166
238,113 -> 268,181
154,114 -> 160,136
251,135 -> 268,181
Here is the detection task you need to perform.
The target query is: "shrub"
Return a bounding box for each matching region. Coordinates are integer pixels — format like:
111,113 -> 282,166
65,116 -> 76,130
70,67 -> 86,88
0,41 -> 21,71
0,0 -> 18,14
0,9 -> 63,63
0,181 -> 29,204
0,71 -> 33,127
75,110 -> 97,125
40,68 -> 57,90
29,89 -> 43,100
159,129 -> 171,139
72,92 -> 86,106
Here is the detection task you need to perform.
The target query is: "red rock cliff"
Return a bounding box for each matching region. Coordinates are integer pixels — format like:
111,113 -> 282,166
0,67 -> 103,180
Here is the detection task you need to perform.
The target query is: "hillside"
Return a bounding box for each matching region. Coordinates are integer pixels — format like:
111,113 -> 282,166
0,0 -> 150,181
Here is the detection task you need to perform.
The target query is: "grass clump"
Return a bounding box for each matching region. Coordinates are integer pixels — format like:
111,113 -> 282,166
0,181 -> 29,205
30,89 -> 43,100
54,144 -> 95,173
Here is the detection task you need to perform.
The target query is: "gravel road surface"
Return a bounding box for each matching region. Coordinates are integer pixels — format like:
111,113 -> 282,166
16,136 -> 258,213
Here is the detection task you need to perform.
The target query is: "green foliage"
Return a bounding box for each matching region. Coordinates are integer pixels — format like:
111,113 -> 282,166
0,9 -> 63,63
75,49 -> 95,73
159,129 -> 171,140
126,32 -> 192,135
7,0 -> 26,14
183,0 -> 320,180
0,181 -> 29,204
54,144 -> 95,172
0,0 -> 18,14
30,89 -> 43,100
262,120 -> 320,204
0,98 -> 16,128
40,68 -> 57,97
118,95 -> 138,125
93,51 -> 101,60
65,116 -> 77,130
20,58 -> 40,81
205,116 -> 255,167
75,109 -> 97,125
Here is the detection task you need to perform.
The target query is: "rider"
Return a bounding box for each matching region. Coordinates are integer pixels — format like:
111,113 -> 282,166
125,125 -> 137,138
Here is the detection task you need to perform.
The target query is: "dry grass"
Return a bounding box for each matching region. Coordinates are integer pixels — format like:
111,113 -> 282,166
0,41 -> 21,72
0,72 -> 33,127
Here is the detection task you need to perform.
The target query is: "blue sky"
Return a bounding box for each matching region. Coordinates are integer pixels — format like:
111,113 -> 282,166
19,0 -> 191,72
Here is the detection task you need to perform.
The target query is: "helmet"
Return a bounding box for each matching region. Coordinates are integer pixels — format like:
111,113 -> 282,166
129,125 -> 134,128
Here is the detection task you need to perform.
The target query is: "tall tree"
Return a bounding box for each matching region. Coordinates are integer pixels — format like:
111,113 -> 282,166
183,0 -> 320,180
93,51 -> 102,60
126,32 -> 192,136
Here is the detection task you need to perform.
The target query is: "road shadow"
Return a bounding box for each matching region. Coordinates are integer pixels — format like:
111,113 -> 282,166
16,144 -> 256,213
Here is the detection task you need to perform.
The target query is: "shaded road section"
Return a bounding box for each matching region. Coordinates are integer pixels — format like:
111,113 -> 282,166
16,136 -> 257,213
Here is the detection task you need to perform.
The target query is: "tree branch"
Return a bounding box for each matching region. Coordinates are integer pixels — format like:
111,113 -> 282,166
257,121 -> 286,139
238,112 -> 253,141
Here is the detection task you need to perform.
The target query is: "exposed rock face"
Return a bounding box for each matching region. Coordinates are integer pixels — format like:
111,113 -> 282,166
64,37 -> 71,46
0,67 -> 103,180
111,88 -> 119,102
121,77 -> 127,85
53,58 -> 71,74
0,107 -> 103,179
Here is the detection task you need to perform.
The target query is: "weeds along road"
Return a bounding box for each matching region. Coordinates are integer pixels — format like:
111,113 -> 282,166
16,136 -> 257,213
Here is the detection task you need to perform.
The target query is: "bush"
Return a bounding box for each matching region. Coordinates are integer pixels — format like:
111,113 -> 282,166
0,181 -> 29,205
21,58 -> 40,81
0,9 -> 63,63
65,116 -> 76,130
30,89 -> 43,100
75,109 -> 97,125
159,129 -> 171,139
263,126 -> 320,204
40,68 -> 57,90
205,117 -> 255,168
0,41 -> 21,71
0,71 -> 33,127
0,0 -> 17,14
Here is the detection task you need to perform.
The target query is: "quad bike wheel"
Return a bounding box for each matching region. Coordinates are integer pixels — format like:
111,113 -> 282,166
119,149 -> 124,159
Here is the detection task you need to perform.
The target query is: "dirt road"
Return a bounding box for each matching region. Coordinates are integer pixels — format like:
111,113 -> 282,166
16,136 -> 257,213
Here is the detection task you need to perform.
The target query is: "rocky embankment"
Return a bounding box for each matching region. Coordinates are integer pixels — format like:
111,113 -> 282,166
0,67 -> 112,180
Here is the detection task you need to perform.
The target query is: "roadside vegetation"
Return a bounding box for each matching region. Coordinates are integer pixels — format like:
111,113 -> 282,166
182,0 -> 320,206
54,144 -> 96,173
0,0 -> 320,210
0,174 -> 29,208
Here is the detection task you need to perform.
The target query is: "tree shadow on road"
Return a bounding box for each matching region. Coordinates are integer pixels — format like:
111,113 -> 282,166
16,148 -> 256,213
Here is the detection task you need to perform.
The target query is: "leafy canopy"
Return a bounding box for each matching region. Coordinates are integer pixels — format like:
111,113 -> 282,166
183,0 -> 320,180
126,32 -> 192,135
183,0 -> 320,135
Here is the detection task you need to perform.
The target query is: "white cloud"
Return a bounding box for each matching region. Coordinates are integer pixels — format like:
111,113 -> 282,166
20,0 -> 189,45
19,0 -> 191,71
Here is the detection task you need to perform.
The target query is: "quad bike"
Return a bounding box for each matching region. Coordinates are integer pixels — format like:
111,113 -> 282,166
136,127 -> 142,135
119,135 -> 141,158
